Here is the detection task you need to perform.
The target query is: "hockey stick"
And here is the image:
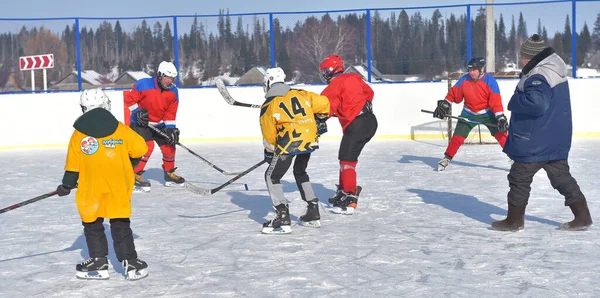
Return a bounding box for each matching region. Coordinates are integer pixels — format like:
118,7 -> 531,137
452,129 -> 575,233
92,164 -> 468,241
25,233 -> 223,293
0,190 -> 59,214
148,125 -> 241,175
185,160 -> 267,196
421,109 -> 496,125
215,78 -> 261,109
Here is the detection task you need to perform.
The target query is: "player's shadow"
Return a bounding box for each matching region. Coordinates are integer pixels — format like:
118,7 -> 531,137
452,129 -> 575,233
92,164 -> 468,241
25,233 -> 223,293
398,155 -> 509,172
407,188 -> 560,227
0,223 -> 139,274
144,168 -> 166,185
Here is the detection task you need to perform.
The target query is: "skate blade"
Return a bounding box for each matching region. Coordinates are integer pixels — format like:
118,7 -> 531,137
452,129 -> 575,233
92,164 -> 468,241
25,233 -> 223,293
125,268 -> 148,280
76,269 -> 109,280
261,225 -> 292,234
437,165 -> 446,172
133,186 -> 151,193
331,207 -> 355,215
165,181 -> 185,187
300,220 -> 321,228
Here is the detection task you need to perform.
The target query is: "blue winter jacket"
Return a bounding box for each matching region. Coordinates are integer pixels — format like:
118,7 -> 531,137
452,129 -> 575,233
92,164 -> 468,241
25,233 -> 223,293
503,48 -> 572,163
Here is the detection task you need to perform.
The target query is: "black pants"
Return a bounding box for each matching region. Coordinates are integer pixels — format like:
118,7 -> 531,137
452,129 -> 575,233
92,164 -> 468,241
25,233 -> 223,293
508,160 -> 586,206
339,113 -> 378,162
131,123 -> 169,145
83,217 -> 137,262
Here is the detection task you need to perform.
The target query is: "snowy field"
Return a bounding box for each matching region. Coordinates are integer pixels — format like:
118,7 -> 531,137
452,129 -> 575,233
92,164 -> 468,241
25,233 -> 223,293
1,139 -> 599,297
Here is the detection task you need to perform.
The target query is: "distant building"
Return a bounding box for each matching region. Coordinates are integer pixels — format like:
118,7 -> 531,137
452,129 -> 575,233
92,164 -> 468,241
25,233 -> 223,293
114,71 -> 152,88
0,72 -> 24,92
235,66 -> 267,85
345,64 -> 389,82
53,70 -> 114,90
589,51 -> 600,70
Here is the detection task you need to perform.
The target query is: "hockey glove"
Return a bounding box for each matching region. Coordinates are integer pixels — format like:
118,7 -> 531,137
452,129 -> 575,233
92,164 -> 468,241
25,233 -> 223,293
315,113 -> 328,136
133,108 -> 149,127
56,184 -> 71,197
496,114 -> 509,133
264,149 -> 274,164
164,128 -> 180,146
433,100 -> 451,119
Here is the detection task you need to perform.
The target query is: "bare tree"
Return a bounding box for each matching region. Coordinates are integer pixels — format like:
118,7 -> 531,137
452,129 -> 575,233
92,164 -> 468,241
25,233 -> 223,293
291,14 -> 358,82
24,27 -> 69,85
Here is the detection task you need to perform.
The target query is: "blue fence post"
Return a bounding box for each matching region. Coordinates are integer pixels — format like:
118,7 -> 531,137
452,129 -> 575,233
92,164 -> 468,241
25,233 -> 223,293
571,0 -> 577,78
173,16 -> 180,87
466,5 -> 472,64
75,18 -> 82,92
269,13 -> 275,67
366,9 -> 372,83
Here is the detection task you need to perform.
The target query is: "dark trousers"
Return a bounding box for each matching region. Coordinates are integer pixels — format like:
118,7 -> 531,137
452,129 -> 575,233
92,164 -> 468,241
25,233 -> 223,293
265,153 -> 315,205
508,160 -> 586,206
339,113 -> 378,162
83,217 -> 137,262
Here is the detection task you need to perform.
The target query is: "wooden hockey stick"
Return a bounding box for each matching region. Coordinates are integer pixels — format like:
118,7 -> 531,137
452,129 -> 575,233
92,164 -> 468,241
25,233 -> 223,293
185,160 -> 267,196
215,78 -> 261,109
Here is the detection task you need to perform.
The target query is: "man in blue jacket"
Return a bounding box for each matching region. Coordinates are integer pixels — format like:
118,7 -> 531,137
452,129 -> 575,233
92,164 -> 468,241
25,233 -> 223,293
492,34 -> 593,231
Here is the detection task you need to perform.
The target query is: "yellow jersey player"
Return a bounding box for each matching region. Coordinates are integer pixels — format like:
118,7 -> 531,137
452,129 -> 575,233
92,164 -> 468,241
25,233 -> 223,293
260,67 -> 330,234
55,88 -> 149,280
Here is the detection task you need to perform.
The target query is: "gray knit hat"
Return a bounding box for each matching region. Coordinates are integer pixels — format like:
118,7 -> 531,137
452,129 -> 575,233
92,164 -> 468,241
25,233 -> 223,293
519,34 -> 546,59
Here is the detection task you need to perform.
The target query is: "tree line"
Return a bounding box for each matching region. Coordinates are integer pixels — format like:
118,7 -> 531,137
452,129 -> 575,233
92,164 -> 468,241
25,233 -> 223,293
0,8 -> 599,86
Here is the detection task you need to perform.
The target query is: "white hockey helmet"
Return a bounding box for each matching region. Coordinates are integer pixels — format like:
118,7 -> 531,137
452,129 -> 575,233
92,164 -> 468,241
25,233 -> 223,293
80,88 -> 111,113
157,61 -> 178,78
263,67 -> 286,93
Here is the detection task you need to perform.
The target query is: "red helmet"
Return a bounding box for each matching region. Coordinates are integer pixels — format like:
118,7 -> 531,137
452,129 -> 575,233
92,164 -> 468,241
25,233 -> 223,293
319,55 -> 344,83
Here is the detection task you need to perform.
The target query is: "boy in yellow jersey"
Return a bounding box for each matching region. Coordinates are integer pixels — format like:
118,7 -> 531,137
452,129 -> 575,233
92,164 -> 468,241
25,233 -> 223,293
55,88 -> 149,280
259,67 -> 330,234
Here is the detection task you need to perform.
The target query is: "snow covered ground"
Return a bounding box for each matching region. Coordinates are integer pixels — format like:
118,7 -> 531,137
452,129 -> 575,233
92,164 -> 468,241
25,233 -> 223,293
1,139 -> 599,297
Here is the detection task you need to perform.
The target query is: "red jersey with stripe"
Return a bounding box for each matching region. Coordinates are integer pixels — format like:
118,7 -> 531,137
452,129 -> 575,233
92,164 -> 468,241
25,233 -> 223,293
124,77 -> 179,128
320,73 -> 374,132
445,73 -> 504,115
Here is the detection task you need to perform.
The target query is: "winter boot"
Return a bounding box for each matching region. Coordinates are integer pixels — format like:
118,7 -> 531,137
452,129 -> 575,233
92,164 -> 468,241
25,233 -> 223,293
262,204 -> 292,234
123,258 -> 148,280
164,167 -> 185,187
560,200 -> 593,231
300,199 -> 321,227
437,155 -> 452,172
75,257 -> 109,280
134,171 -> 151,192
491,202 -> 526,231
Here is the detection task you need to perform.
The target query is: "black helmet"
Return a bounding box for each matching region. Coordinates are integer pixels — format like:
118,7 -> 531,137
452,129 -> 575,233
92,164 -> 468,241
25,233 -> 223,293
466,57 -> 485,70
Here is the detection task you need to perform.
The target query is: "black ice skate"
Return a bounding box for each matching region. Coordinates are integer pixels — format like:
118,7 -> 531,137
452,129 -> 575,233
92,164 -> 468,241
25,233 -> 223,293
331,186 -> 362,215
299,199 -> 321,228
134,171 -> 151,193
123,258 -> 148,280
262,204 -> 292,234
164,168 -> 185,187
75,257 -> 109,280
437,155 -> 451,172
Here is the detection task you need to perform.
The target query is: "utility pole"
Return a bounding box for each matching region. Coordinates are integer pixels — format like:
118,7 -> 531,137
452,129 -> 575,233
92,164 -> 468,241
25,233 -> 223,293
486,0 -> 496,73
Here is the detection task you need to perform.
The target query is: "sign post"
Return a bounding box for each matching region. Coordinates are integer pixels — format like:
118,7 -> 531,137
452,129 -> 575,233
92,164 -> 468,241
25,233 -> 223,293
19,54 -> 54,91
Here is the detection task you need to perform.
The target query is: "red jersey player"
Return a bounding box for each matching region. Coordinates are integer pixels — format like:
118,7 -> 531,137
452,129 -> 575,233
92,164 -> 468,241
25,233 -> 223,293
432,57 -> 509,171
125,61 -> 185,192
319,55 -> 378,215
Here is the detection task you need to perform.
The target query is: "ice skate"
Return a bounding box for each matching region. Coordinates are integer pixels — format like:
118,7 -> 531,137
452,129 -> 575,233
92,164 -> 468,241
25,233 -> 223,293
123,258 -> 148,280
164,167 -> 185,187
262,204 -> 292,234
75,257 -> 109,280
437,156 -> 451,171
134,171 -> 151,193
329,185 -> 361,206
331,187 -> 362,215
299,199 -> 321,228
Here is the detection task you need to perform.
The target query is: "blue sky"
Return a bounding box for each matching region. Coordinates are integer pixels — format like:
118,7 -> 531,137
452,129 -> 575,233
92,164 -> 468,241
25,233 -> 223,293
2,0 -> 598,34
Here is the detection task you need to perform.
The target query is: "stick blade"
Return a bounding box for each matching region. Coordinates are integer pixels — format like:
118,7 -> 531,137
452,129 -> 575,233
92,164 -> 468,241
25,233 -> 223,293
215,78 -> 236,105
185,182 -> 213,196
